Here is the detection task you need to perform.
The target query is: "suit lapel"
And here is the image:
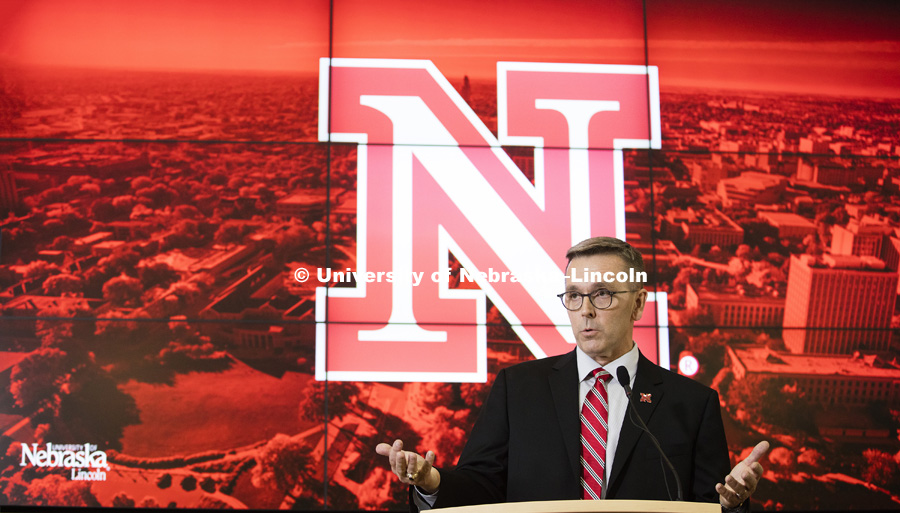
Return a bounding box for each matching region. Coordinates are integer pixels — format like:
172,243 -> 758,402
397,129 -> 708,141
607,352 -> 665,492
549,351 -> 581,484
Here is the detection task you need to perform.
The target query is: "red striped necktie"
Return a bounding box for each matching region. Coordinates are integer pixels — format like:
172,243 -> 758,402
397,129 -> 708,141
581,368 -> 613,500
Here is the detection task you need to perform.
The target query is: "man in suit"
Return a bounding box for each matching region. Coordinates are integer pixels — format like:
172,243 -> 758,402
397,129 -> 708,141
377,237 -> 767,511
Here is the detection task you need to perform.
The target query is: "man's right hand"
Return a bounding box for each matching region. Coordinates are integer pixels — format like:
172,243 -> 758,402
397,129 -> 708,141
375,439 -> 441,494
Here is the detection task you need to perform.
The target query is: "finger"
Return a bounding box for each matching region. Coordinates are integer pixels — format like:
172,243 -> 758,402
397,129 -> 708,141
716,482 -> 741,508
407,452 -> 418,475
741,476 -> 758,495
739,468 -> 756,484
749,461 -> 764,479
389,455 -> 401,479
743,440 -> 770,465
396,449 -> 409,476
740,467 -> 760,492
716,482 -> 739,496
419,450 -> 435,477
725,474 -> 746,494
723,477 -> 744,506
389,440 -> 403,467
375,443 -> 392,456
724,480 -> 744,500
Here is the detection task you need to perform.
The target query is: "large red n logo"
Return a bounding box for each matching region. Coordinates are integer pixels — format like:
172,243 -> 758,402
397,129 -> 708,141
316,58 -> 666,382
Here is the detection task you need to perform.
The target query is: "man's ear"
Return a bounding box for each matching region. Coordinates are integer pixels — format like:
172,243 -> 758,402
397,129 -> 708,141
631,288 -> 648,322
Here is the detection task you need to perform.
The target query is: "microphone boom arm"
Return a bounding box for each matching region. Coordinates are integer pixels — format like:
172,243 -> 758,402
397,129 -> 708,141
616,366 -> 684,502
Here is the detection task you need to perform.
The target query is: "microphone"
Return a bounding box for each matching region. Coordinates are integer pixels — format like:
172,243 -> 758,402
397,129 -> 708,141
616,366 -> 684,502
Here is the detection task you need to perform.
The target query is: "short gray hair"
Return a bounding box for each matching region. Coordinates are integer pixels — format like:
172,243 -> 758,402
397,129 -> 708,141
565,236 -> 645,278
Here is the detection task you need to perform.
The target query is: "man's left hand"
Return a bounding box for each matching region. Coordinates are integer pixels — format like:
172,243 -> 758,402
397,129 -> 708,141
717,441 -> 769,509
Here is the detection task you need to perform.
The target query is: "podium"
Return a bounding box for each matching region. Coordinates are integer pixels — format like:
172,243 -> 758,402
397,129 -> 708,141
438,500 -> 719,513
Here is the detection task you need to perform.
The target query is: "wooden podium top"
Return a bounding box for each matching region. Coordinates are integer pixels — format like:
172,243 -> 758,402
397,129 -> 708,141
437,499 -> 719,513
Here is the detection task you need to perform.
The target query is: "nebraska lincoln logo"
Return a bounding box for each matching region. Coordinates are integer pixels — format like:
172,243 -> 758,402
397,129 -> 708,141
316,58 -> 666,382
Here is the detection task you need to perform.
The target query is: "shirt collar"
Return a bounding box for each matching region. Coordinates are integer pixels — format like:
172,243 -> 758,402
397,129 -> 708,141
576,341 -> 640,387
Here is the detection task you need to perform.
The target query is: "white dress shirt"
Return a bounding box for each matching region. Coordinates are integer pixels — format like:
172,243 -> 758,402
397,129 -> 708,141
415,342 -> 640,507
575,342 -> 639,499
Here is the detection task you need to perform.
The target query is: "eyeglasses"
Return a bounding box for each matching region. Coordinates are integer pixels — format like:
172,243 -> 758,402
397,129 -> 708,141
557,289 -> 639,311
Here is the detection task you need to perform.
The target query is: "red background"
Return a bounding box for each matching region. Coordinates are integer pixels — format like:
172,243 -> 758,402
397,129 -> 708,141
1,0 -> 899,510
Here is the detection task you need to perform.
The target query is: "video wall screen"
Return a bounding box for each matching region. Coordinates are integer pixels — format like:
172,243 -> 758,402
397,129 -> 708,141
1,0 -> 899,510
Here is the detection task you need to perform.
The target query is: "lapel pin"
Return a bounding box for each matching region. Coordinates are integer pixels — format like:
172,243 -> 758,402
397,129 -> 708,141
640,393 -> 652,403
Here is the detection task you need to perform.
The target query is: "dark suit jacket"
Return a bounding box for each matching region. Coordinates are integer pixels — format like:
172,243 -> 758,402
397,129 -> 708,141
423,350 -> 734,508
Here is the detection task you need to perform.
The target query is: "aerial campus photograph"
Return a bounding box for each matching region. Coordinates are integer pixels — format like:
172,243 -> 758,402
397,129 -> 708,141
1,0 -> 900,510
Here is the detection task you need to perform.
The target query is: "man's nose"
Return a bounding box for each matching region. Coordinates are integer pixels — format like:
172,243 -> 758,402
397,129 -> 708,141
578,297 -> 596,317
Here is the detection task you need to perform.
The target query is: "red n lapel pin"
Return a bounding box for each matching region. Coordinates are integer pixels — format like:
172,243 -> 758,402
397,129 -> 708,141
640,393 -> 652,403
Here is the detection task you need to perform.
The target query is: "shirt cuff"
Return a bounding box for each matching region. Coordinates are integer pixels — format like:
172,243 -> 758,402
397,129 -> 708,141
413,486 -> 438,510
721,499 -> 749,513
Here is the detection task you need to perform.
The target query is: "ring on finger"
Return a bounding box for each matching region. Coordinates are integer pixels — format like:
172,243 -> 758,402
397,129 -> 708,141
406,471 -> 418,481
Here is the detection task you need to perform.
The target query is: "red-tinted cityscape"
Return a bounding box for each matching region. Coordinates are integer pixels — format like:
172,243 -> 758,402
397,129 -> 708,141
2,0 -> 900,511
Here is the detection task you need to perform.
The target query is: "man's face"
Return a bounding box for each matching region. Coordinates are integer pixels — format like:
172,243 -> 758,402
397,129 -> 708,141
565,253 -> 647,365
